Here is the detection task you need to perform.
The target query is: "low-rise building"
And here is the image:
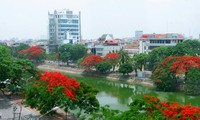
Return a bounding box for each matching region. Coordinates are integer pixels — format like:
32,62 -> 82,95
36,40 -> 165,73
124,41 -> 139,56
95,39 -> 124,56
139,33 -> 184,53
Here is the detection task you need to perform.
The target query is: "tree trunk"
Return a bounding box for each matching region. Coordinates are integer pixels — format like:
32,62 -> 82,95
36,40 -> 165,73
135,69 -> 138,77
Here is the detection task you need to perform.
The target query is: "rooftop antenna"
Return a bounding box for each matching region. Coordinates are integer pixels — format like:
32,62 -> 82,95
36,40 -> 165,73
166,21 -> 168,34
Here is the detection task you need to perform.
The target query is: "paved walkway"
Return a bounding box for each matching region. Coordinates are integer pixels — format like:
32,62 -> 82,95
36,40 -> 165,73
0,93 -> 37,120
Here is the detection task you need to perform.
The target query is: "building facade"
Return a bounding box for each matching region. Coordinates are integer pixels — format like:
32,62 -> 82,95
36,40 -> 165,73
48,9 -> 81,53
139,33 -> 184,54
95,39 -> 124,56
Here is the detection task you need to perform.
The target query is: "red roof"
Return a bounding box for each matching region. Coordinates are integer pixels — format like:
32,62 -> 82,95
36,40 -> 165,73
104,40 -> 119,45
140,34 -> 184,39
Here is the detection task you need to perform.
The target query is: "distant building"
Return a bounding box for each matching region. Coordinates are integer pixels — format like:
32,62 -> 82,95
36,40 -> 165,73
98,34 -> 114,42
124,41 -> 139,56
0,40 -> 6,45
48,9 -> 81,53
95,44 -> 123,56
95,39 -> 124,56
135,31 -> 143,39
139,33 -> 184,54
4,40 -> 15,46
35,39 -> 49,54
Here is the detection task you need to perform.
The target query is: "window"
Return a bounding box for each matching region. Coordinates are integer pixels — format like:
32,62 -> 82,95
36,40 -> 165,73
96,48 -> 103,51
59,25 -> 78,27
165,40 -> 171,44
71,33 -> 79,35
72,20 -> 78,23
58,19 -> 68,23
97,53 -> 102,56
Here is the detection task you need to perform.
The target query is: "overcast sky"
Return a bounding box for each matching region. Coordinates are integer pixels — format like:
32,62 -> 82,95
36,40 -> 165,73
0,0 -> 200,40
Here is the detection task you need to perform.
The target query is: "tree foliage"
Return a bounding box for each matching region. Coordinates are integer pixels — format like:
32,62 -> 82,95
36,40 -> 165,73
19,46 -> 45,62
104,53 -> 119,71
81,55 -> 103,70
95,61 -> 112,73
26,72 -> 80,113
153,56 -> 200,93
148,40 -> 200,70
118,50 -> 130,65
148,46 -> 173,70
0,45 -> 11,87
10,43 -> 30,58
26,72 -> 100,115
72,82 -> 100,117
173,40 -> 200,56
132,53 -> 148,71
58,44 -> 87,65
85,96 -> 200,120
119,63 -> 133,75
8,59 -> 37,92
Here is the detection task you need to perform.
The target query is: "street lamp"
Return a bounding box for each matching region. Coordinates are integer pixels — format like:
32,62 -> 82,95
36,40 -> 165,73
37,106 -> 60,120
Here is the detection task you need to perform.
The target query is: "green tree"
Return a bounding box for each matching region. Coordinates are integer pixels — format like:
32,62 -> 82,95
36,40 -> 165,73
72,82 -> 100,117
95,61 -> 112,73
81,105 -> 120,120
9,59 -> 37,92
148,46 -> 173,70
148,40 -> 200,71
59,44 -> 87,65
184,68 -> 200,95
173,40 -> 200,56
10,43 -> 30,58
19,46 -> 45,63
118,49 -> 130,65
59,44 -> 73,65
132,53 -> 148,71
119,63 -> 133,75
153,56 -> 200,93
26,72 -> 99,116
0,45 -> 12,88
71,44 -> 87,62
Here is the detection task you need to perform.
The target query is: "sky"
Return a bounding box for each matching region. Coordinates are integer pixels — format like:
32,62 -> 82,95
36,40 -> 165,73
0,0 -> 200,40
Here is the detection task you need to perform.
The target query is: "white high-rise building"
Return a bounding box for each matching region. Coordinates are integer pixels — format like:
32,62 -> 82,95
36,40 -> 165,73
48,9 -> 81,53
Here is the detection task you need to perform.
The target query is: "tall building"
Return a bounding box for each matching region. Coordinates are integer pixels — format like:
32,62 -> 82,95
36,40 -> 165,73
139,33 -> 184,54
48,9 -> 81,53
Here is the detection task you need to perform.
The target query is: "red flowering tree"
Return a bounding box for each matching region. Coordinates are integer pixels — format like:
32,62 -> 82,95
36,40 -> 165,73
104,53 -> 119,71
25,72 -> 100,115
143,96 -> 200,120
26,72 -> 80,114
81,55 -> 103,70
89,96 -> 200,120
153,56 -> 200,94
19,46 -> 45,62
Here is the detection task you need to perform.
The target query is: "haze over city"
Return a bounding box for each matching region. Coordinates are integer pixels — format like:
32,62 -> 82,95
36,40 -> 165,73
0,0 -> 200,40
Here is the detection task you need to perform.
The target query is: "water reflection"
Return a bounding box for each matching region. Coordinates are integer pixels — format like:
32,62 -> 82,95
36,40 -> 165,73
67,74 -> 200,110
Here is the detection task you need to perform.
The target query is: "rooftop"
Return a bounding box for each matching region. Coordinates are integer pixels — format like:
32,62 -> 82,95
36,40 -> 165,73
140,33 -> 184,39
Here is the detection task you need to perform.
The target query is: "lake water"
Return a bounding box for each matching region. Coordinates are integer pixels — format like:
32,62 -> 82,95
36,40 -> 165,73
66,73 -> 200,111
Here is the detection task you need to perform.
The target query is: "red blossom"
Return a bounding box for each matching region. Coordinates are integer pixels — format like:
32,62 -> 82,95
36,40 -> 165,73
19,46 -> 44,60
104,53 -> 119,64
40,72 -> 80,100
81,55 -> 103,69
144,96 -> 200,120
166,56 -> 200,74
